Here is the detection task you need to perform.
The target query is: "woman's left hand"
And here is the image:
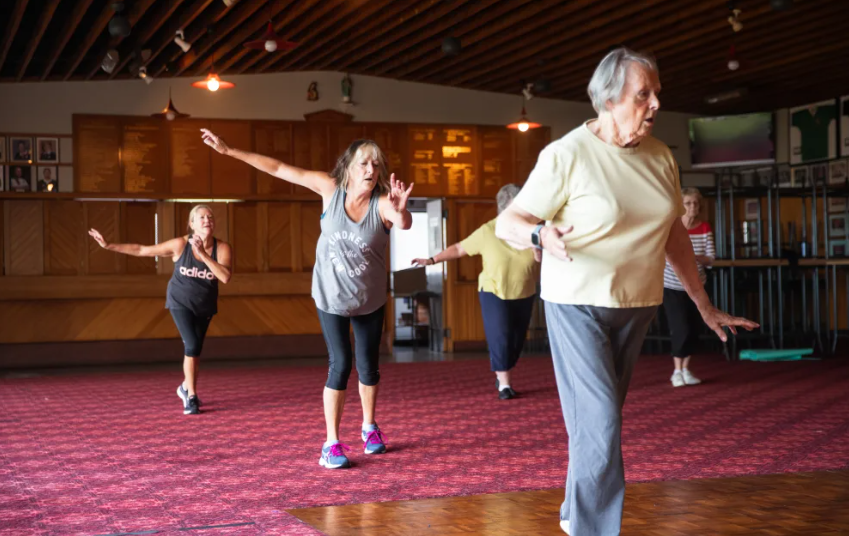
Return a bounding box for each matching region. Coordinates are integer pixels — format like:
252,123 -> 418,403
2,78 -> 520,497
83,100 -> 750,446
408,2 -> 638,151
388,173 -> 414,214
699,306 -> 759,342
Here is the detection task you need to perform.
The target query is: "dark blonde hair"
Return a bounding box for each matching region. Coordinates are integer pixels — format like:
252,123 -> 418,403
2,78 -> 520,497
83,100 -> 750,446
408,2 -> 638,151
187,204 -> 213,233
329,140 -> 390,195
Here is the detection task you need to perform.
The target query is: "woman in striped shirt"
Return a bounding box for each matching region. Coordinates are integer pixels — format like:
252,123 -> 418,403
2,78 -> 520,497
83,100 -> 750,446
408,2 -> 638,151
663,187 -> 715,387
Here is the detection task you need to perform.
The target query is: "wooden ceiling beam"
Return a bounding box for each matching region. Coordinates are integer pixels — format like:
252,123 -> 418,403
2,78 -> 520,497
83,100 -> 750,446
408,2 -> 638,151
62,5 -> 114,80
353,0 -> 503,74
293,0 -> 426,71
82,0 -> 158,80
212,0 -> 319,75
0,0 -> 31,74
233,0 -> 360,75
148,0 -> 228,78
16,0 -> 61,81
252,0 -> 402,74
465,0 -> 728,92
385,0 -> 561,80
106,0 -> 191,80
40,0 -> 96,80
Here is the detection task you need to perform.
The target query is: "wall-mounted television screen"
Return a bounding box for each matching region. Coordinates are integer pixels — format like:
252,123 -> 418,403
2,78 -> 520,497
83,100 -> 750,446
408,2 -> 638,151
689,112 -> 775,168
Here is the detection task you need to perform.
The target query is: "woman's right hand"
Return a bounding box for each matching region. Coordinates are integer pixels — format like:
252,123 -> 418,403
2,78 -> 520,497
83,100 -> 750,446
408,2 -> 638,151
540,225 -> 574,262
88,228 -> 108,249
411,258 -> 432,267
200,128 -> 230,155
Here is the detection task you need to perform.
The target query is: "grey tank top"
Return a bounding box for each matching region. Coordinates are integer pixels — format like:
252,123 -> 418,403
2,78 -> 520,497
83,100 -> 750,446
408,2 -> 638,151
312,188 -> 389,317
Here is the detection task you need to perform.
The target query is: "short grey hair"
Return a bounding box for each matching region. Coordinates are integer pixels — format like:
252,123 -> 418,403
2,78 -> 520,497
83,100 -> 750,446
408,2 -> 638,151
496,183 -> 521,213
587,47 -> 658,113
681,187 -> 703,201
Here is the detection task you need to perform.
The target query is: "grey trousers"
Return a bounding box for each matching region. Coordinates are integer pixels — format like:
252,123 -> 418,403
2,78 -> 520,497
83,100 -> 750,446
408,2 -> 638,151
545,302 -> 657,536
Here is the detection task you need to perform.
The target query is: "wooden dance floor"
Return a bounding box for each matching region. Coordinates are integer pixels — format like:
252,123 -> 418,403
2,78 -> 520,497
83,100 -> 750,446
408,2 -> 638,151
289,470 -> 849,535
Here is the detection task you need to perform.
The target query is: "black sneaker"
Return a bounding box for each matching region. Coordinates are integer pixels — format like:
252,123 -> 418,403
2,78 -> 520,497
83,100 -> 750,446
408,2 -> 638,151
495,379 -> 518,400
177,384 -> 202,408
184,395 -> 200,415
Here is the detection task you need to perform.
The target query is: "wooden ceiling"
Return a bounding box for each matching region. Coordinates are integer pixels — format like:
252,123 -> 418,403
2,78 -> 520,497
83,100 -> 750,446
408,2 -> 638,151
1,0 -> 847,114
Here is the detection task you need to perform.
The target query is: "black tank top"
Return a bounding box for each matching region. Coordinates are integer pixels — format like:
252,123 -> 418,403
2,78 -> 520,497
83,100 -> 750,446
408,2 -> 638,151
165,236 -> 219,315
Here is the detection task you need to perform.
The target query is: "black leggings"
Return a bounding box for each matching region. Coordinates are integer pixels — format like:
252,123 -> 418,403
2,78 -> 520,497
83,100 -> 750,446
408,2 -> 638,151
662,288 -> 702,358
318,306 -> 385,390
169,309 -> 212,358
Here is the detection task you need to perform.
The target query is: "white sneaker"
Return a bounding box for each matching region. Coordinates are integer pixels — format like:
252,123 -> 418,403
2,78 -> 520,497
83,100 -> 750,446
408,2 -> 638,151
671,371 -> 685,387
682,369 -> 702,385
560,519 -> 570,534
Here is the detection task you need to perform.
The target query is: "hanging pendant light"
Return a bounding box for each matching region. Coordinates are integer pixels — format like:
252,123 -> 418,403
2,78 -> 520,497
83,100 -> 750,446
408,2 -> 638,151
506,96 -> 541,132
151,88 -> 190,121
243,21 -> 297,53
191,57 -> 234,91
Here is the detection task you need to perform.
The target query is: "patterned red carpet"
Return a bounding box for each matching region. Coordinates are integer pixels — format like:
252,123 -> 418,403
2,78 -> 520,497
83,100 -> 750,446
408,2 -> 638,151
2,354 -> 848,535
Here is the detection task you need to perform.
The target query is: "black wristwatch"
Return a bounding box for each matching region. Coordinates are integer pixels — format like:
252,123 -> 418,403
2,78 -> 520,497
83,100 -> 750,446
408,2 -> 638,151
531,223 -> 545,250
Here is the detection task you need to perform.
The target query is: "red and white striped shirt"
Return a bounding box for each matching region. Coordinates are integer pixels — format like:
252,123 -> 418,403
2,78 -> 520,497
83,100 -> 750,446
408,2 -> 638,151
663,221 -> 715,291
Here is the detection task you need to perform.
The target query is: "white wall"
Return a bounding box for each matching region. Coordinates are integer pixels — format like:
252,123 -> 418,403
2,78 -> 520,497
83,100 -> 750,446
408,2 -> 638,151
0,71 -> 696,170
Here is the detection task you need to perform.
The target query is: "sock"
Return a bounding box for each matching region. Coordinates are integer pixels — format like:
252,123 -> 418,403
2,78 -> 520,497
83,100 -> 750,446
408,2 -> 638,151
682,368 -> 689,372
323,440 -> 340,449
499,384 -> 511,391
362,423 -> 378,432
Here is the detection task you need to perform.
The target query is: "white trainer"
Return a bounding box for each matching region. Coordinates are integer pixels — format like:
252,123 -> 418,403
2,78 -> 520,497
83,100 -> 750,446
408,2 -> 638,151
560,519 -> 570,534
682,369 -> 702,385
671,370 -> 686,387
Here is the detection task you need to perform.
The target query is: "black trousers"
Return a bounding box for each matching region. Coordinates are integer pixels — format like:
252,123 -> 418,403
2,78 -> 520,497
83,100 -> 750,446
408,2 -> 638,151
169,308 -> 212,358
479,291 -> 536,372
318,306 -> 385,390
662,288 -> 702,358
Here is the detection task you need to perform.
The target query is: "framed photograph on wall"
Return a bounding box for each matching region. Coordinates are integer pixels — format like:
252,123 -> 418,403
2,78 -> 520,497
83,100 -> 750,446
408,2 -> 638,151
7,165 -> 32,192
830,159 -> 848,185
10,136 -> 32,163
0,136 -> 6,162
777,164 -> 792,188
36,137 -> 59,163
790,99 -> 838,164
811,162 -> 829,185
35,166 -> 59,192
744,199 -> 760,220
828,213 -> 847,238
792,165 -> 809,187
828,196 -> 847,214
841,95 -> 849,157
830,239 -> 848,258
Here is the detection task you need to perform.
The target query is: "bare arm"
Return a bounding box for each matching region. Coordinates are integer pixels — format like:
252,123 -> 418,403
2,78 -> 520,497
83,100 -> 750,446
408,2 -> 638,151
89,229 -> 184,258
495,205 -> 572,260
189,235 -> 232,284
412,243 -> 467,267
666,219 -> 758,340
201,128 -> 335,198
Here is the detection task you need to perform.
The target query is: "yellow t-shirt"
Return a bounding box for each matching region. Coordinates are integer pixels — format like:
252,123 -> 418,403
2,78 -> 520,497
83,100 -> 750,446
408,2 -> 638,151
513,120 -> 685,308
460,219 -> 538,300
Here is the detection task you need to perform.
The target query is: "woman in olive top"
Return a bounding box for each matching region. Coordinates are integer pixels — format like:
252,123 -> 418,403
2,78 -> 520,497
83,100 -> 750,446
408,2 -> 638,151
413,184 -> 540,399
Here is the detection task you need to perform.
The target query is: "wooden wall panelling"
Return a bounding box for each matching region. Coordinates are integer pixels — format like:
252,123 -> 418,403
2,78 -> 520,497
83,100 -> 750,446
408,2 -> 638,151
291,122 -> 314,196
210,120 -> 255,196
365,123 -> 407,177
73,115 -> 122,193
43,200 -> 83,276
442,125 -> 479,197
156,201 -> 176,275
4,200 -> 44,276
329,124 -> 367,164
514,127 -> 551,184
232,202 -> 260,273
267,201 -> 293,272
122,202 -> 157,274
257,202 -> 269,272
309,123 -> 331,174
0,201 -> 3,276
451,283 -> 486,342
300,202 -> 322,270
122,118 -> 169,194
479,126 -> 515,197
254,121 -> 294,195
443,199 -> 459,352
84,202 -> 122,274
170,119 -> 212,194
408,124 -> 444,196
456,201 -> 497,282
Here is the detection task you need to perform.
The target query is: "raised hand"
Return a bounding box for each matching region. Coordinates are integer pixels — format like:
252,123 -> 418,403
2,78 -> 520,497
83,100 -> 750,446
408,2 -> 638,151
200,128 -> 230,155
88,228 -> 108,249
188,234 -> 205,254
541,225 -> 574,262
388,173 -> 414,214
699,306 -> 759,342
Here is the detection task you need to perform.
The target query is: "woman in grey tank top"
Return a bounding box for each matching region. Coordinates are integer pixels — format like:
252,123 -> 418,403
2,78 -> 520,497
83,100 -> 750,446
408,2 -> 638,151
201,128 -> 413,469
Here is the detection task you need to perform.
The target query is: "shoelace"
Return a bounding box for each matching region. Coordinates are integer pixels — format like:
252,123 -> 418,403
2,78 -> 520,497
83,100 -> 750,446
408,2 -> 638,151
327,443 -> 351,457
364,430 -> 387,446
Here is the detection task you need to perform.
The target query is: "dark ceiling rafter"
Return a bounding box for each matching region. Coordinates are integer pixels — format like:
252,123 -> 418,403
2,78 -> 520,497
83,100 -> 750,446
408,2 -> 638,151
40,0 -> 96,80
148,0 -> 229,78
0,0 -> 31,73
17,0 -> 61,81
82,0 -> 159,80
230,0 -> 355,76
104,0 -> 190,80
62,6 -> 118,80
251,0 -> 395,74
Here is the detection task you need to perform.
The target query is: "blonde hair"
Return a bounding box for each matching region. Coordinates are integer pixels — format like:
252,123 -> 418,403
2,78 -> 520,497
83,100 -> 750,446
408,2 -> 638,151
330,140 -> 391,195
681,187 -> 703,201
187,204 -> 213,233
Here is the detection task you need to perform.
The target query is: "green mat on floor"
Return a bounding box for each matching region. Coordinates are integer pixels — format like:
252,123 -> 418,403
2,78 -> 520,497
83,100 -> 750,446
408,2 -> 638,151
739,348 -> 817,361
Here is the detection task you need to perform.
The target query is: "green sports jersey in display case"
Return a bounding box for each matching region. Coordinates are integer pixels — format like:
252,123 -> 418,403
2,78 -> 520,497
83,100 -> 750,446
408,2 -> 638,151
790,99 -> 837,164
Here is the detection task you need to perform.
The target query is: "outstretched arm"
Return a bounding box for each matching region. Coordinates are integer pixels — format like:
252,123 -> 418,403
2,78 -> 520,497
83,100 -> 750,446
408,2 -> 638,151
88,229 -> 184,258
201,128 -> 335,197
412,243 -> 468,267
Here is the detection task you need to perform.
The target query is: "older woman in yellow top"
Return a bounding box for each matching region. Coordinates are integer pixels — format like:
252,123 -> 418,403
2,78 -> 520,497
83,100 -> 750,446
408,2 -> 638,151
413,184 -> 540,399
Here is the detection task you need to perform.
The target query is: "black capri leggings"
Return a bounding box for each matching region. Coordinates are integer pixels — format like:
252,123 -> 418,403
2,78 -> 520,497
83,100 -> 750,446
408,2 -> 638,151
479,292 -> 536,372
662,288 -> 702,358
169,309 -> 212,358
318,306 -> 385,390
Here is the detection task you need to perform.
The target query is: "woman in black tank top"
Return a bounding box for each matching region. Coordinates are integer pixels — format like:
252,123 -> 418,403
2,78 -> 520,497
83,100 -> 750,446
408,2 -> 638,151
89,205 -> 232,415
